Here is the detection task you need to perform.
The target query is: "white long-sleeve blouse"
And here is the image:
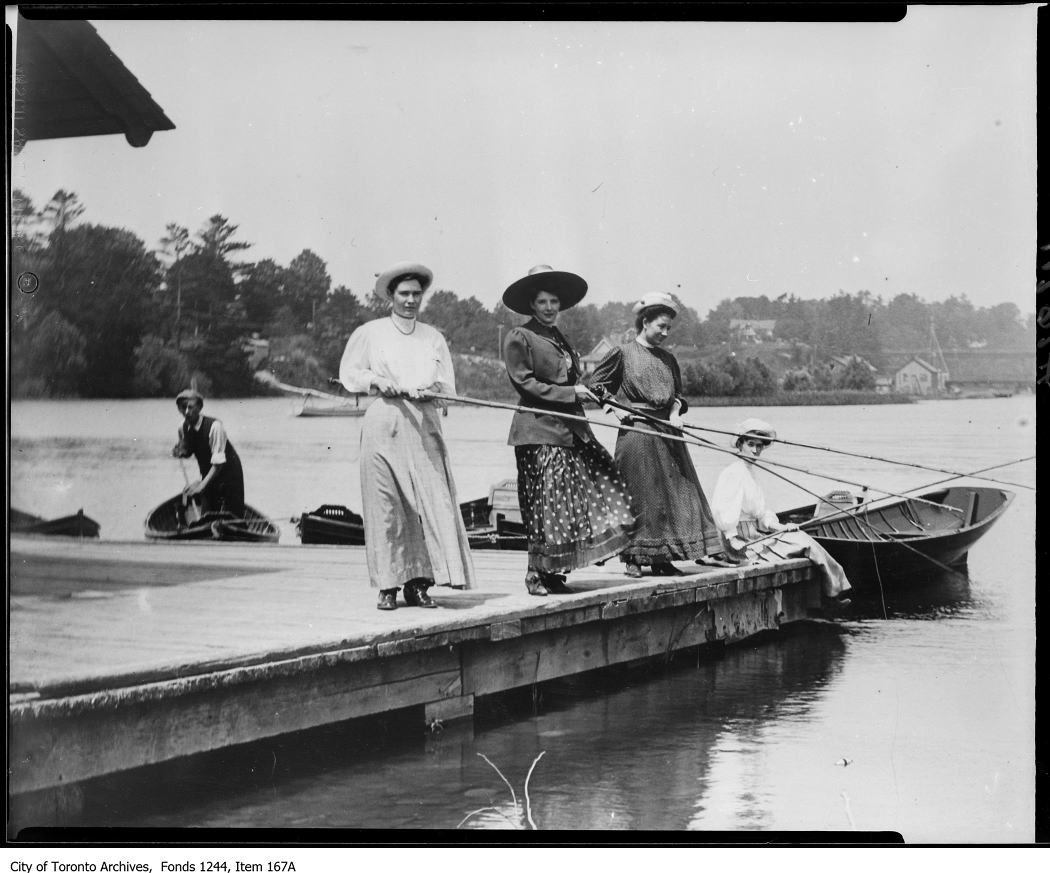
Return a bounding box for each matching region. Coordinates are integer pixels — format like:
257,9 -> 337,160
711,458 -> 781,537
338,315 -> 456,396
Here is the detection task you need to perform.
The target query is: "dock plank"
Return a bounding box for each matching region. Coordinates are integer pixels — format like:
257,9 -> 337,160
10,537 -> 813,694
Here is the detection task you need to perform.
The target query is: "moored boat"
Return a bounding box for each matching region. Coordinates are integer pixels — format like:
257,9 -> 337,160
294,480 -> 527,550
294,504 -> 366,545
459,479 -> 527,550
294,395 -> 366,418
10,507 -> 101,538
777,486 -> 1014,585
145,494 -> 280,543
254,370 -> 366,417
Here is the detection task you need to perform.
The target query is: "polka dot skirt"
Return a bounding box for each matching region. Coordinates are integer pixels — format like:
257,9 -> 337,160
515,437 -> 638,573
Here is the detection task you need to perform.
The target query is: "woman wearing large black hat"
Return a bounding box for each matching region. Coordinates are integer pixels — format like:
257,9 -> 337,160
501,265 -> 637,596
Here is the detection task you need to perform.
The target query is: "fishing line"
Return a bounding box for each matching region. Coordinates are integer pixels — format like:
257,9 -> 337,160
424,391 -> 962,515
869,538 -> 890,621
669,418 -> 1034,492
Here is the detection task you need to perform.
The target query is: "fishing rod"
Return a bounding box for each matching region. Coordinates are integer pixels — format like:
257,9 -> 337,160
423,391 -> 962,516
666,416 -> 1033,492
432,389 -> 972,593
898,456 -> 1035,495
581,392 -> 965,516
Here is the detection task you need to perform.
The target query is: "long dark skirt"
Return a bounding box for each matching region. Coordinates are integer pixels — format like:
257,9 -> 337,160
515,437 -> 637,573
615,421 -> 723,563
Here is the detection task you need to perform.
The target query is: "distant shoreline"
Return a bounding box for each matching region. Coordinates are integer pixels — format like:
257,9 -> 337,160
682,391 -> 913,407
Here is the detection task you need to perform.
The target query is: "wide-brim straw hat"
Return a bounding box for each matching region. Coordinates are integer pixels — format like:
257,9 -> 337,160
375,262 -> 434,296
632,291 -> 679,316
502,264 -> 588,315
733,417 -> 777,447
175,388 -> 204,409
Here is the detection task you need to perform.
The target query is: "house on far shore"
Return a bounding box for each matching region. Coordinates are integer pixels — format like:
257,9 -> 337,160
893,356 -> 947,395
829,354 -> 878,374
940,351 -> 1034,396
729,319 -> 776,343
581,331 -> 634,375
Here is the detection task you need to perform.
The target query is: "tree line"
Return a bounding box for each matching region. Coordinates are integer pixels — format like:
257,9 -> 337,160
10,189 -> 1036,399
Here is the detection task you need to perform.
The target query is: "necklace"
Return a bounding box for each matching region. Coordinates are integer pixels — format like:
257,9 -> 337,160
390,314 -> 417,336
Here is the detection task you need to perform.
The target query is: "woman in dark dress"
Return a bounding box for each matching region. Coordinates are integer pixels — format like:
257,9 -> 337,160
589,292 -> 724,577
502,265 -> 637,596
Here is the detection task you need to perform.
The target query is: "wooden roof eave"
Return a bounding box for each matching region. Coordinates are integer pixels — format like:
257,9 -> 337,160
14,17 -> 175,153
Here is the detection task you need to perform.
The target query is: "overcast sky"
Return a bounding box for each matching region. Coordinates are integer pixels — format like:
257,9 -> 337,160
11,7 -> 1038,318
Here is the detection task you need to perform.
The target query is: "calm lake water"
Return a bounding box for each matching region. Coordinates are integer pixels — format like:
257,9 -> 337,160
9,395 -> 1037,841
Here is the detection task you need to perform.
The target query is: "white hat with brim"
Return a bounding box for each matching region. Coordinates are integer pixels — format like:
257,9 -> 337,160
502,265 -> 588,315
632,291 -> 678,316
375,262 -> 434,296
734,417 -> 777,446
175,388 -> 204,409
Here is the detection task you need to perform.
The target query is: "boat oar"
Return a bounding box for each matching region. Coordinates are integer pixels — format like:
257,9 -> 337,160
177,458 -> 202,525
421,391 -> 959,516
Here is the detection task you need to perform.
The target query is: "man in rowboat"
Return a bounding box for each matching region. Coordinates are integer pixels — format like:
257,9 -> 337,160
171,389 -> 246,518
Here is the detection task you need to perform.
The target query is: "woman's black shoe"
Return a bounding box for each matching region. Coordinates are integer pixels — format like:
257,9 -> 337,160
377,589 -> 398,611
542,573 -> 572,594
404,578 -> 438,608
525,572 -> 550,596
652,562 -> 684,576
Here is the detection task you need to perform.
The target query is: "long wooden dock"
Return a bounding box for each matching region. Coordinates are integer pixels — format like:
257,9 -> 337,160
9,534 -> 821,826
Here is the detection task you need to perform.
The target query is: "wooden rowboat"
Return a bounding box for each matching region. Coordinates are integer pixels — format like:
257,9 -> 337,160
294,395 -> 366,418
10,507 -> 100,538
294,481 -> 527,550
254,370 -> 366,417
777,486 -> 1013,584
144,494 -> 280,543
294,504 -> 366,545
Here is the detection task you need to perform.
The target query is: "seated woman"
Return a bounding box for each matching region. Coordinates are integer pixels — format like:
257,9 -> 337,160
710,418 -> 852,602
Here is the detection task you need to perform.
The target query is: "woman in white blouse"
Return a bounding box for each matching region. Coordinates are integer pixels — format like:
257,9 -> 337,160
711,418 -> 852,602
339,262 -> 476,610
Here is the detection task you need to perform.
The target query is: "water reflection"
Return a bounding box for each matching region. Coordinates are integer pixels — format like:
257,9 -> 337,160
846,565 -> 974,620
96,627 -> 846,831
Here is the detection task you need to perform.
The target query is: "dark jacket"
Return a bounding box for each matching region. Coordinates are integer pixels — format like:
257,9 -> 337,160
177,415 -> 245,514
503,319 -> 594,447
